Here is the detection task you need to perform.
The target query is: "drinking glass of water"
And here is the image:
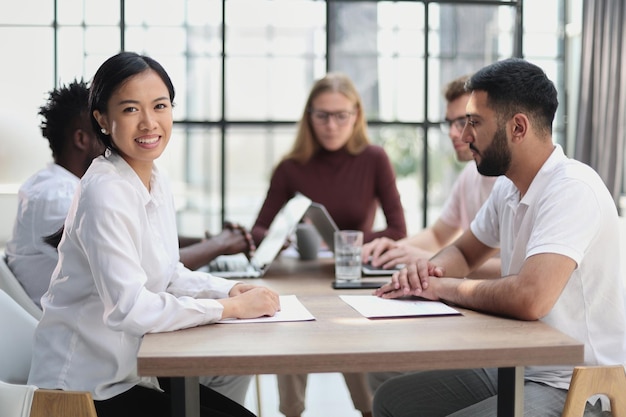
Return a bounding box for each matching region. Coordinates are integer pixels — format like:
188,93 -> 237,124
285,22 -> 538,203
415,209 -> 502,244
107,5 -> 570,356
334,230 -> 363,282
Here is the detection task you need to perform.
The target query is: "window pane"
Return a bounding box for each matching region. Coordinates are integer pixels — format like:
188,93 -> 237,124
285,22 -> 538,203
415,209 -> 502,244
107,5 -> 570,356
187,0 -> 223,26
369,125 -> 424,233
378,57 -> 425,122
225,58 -> 323,120
168,125 -> 222,235
0,27 -> 54,186
426,127 -> 465,214
185,57 -> 223,121
125,0 -> 185,25
125,26 -> 188,54
224,126 -> 297,226
0,1 -> 53,24
84,27 -> 122,54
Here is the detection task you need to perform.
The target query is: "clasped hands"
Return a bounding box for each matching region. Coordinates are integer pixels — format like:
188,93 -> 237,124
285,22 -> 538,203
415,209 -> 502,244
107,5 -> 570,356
373,258 -> 445,301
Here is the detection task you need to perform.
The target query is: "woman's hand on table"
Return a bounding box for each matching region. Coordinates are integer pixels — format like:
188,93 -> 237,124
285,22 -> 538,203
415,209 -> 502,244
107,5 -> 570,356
220,284 -> 281,319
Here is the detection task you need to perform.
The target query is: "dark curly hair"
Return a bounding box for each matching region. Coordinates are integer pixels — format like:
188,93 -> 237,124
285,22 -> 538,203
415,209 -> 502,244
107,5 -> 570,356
38,79 -> 90,160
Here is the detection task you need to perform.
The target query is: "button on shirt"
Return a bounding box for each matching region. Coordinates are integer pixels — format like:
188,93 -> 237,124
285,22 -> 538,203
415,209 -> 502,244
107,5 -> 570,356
6,163 -> 79,307
28,152 -> 237,401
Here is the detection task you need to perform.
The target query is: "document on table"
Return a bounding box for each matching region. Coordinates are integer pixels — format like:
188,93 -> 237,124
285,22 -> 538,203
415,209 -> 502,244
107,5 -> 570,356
340,295 -> 461,318
217,294 -> 315,323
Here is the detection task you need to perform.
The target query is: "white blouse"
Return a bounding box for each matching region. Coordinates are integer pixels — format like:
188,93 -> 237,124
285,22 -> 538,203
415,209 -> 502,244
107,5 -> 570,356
28,152 -> 237,401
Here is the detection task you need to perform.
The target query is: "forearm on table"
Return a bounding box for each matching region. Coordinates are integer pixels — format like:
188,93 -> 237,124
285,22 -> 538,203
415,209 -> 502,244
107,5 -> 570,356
434,276 -> 531,319
179,240 -> 225,271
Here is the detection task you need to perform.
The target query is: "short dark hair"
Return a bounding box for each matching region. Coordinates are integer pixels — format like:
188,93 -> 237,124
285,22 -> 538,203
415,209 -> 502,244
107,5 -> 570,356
38,79 -> 90,160
465,58 -> 558,135
89,51 -> 175,150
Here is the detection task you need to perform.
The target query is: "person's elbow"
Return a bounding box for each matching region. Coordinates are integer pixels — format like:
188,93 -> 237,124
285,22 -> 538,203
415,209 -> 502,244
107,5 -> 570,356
511,288 -> 555,321
387,225 -> 407,240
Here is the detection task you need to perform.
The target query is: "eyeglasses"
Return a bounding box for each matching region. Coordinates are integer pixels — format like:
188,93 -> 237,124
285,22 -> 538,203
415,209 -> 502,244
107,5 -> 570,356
440,116 -> 467,134
309,110 -> 355,126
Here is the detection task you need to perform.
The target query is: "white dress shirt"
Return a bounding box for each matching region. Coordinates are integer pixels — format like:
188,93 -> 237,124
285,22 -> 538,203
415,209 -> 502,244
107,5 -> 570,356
28,152 -> 237,401
5,163 -> 79,307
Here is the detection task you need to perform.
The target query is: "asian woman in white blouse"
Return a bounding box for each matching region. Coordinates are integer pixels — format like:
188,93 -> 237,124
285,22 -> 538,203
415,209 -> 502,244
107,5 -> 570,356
28,51 -> 280,417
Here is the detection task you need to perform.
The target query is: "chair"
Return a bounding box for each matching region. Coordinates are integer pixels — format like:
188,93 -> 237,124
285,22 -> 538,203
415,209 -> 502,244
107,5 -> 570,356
562,365 -> 626,417
0,289 -> 97,417
0,381 -> 97,417
0,251 -> 42,320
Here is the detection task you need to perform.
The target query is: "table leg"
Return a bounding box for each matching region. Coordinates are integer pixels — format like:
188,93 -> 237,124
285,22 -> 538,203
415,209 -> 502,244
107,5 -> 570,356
170,376 -> 200,417
498,367 -> 524,417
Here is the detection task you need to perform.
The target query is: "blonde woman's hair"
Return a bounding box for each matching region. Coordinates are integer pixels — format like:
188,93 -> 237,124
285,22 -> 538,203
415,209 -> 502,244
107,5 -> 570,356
283,72 -> 370,164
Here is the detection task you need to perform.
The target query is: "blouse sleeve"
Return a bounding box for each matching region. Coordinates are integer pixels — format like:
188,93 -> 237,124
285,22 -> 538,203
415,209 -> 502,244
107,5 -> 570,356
368,146 -> 407,241
72,176 -> 229,336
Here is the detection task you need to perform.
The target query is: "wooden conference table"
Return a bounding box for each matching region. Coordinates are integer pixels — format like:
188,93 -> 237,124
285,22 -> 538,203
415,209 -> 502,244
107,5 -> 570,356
137,256 -> 584,417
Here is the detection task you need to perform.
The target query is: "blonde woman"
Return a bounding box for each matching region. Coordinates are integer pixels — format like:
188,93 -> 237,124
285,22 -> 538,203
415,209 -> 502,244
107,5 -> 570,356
252,73 -> 406,417
252,72 -> 406,246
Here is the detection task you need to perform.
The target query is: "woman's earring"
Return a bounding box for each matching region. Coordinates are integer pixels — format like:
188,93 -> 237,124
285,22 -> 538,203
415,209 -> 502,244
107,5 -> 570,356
100,128 -> 108,135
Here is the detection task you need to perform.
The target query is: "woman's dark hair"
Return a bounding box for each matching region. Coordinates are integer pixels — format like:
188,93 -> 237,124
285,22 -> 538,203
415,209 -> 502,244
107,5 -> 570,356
89,51 -> 176,150
43,226 -> 64,249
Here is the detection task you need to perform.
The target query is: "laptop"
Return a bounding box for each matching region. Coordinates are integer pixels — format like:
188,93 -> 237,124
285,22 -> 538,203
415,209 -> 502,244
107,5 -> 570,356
208,194 -> 313,278
304,202 -> 402,276
304,203 -> 339,252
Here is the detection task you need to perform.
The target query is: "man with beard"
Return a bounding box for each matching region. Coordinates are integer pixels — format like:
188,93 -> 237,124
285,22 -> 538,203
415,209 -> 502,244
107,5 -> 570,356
361,75 -> 500,279
372,58 -> 626,416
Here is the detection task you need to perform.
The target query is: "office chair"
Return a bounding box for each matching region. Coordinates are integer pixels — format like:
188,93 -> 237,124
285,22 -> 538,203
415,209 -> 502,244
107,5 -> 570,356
0,289 -> 97,417
562,365 -> 626,417
0,251 -> 42,320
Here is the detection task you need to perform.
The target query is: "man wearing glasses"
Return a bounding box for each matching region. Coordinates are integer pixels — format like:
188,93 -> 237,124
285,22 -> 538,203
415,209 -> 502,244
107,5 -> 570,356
362,75 -> 500,285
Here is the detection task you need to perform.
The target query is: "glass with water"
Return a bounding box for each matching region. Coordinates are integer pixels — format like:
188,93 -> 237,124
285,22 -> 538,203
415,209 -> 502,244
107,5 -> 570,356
334,230 -> 363,282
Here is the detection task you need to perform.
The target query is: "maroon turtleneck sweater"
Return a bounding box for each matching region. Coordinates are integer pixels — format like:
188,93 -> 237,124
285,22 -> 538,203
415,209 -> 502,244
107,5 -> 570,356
252,145 -> 407,245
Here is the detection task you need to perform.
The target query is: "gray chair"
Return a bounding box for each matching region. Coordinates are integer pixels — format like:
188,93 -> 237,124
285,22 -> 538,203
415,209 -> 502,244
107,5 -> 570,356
0,288 -> 97,417
0,251 -> 42,320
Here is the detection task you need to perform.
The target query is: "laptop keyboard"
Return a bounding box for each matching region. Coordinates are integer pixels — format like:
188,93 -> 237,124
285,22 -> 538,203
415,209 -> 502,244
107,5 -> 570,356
208,257 -> 250,272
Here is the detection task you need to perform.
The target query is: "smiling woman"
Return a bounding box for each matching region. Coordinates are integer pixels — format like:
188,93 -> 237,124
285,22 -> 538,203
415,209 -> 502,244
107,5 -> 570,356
90,57 -> 175,188
26,51 -> 280,417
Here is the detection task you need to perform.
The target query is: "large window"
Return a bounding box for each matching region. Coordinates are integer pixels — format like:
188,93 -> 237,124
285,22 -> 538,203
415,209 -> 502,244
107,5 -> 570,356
0,0 -> 571,242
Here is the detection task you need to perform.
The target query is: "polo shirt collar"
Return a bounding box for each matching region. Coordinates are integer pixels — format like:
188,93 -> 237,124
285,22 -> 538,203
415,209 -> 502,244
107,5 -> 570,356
519,144 -> 564,207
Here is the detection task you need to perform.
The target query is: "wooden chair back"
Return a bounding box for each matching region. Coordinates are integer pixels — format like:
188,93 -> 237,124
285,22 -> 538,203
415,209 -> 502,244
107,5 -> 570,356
30,389 -> 97,417
562,365 -> 626,417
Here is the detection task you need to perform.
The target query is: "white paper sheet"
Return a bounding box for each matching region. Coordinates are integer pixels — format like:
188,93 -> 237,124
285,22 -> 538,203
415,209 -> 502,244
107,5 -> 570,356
217,294 -> 316,323
340,295 -> 460,318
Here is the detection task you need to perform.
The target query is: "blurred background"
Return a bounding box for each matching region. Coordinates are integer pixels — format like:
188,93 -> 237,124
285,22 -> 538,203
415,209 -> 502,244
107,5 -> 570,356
0,0 -> 595,243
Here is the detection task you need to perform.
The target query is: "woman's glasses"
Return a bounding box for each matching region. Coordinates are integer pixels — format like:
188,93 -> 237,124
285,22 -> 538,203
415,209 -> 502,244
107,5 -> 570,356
309,110 -> 355,126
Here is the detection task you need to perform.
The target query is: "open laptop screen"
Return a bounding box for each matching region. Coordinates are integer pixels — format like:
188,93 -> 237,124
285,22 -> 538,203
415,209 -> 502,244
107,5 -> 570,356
253,193 -> 313,268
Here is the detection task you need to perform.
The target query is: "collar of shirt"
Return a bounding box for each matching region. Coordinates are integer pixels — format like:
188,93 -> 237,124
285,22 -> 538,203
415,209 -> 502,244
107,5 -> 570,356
104,152 -> 167,208
519,144 -> 564,208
